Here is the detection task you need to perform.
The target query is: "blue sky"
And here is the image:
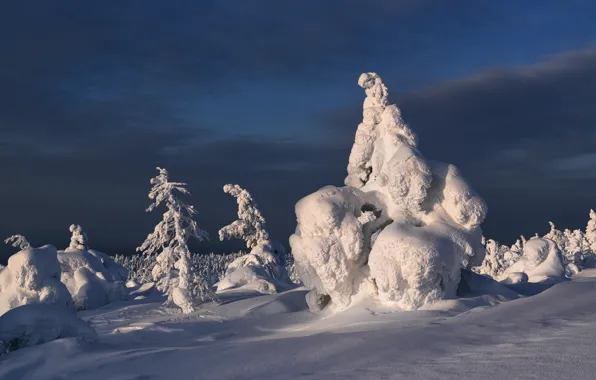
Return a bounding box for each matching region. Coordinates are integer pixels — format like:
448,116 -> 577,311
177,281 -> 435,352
1,1 -> 595,258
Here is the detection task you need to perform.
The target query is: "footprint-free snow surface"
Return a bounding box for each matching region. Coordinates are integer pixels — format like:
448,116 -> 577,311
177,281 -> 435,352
3,271 -> 596,380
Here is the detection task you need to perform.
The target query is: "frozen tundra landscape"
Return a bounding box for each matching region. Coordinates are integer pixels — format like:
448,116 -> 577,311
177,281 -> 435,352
1,73 -> 596,380
3,271 -> 596,380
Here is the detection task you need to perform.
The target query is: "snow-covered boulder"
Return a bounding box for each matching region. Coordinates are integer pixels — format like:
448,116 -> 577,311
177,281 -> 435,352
216,241 -> 289,294
0,304 -> 97,356
290,73 -> 487,312
0,245 -> 74,316
500,238 -> 566,284
58,249 -> 128,310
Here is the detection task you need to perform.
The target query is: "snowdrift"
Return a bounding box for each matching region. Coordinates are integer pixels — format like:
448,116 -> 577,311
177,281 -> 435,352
58,249 -> 128,311
0,304 -> 97,356
0,245 -> 74,316
290,72 -> 487,311
216,241 -> 290,294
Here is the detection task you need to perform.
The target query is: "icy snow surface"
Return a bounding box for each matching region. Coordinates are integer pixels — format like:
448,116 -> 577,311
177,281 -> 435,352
2,269 -> 596,379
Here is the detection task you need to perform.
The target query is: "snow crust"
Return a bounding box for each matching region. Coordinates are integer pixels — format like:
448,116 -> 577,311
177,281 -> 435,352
57,249 -> 128,311
0,245 -> 74,316
0,304 -> 96,356
290,72 -> 487,311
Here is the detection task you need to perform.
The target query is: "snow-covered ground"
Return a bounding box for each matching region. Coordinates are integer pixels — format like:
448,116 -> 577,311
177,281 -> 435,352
2,270 -> 596,379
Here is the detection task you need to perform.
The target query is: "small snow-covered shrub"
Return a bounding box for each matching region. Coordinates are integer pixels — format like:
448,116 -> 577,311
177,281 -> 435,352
0,245 -> 74,316
67,224 -> 88,251
290,73 -> 487,312
137,167 -> 214,313
0,304 -> 97,356
57,249 -> 128,311
499,238 -> 565,284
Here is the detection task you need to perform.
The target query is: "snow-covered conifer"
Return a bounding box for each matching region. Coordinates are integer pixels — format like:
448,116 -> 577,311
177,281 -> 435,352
586,209 -> 596,254
4,235 -> 31,251
137,167 -> 212,312
219,184 -> 270,250
68,225 -> 88,251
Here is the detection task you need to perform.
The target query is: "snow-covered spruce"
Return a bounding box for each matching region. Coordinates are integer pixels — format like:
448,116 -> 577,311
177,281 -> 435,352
137,167 -> 213,313
4,234 -> 31,251
290,73 -> 487,312
0,245 -> 74,316
217,184 -> 290,293
0,304 -> 97,356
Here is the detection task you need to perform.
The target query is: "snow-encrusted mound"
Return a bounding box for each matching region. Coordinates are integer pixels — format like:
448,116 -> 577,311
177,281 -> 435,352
0,304 -> 97,356
290,72 -> 487,311
58,249 -> 128,311
216,241 -> 289,294
0,245 -> 74,316
500,238 -> 566,284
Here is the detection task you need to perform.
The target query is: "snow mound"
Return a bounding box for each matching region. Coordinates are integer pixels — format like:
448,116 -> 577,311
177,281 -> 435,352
58,249 -> 128,311
217,241 -> 289,294
0,304 -> 97,356
500,238 -> 566,284
290,73 -> 487,312
0,245 -> 74,316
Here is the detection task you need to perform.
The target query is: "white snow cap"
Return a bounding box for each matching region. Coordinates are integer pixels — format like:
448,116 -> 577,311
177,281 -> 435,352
500,238 -> 565,283
290,73 -> 487,312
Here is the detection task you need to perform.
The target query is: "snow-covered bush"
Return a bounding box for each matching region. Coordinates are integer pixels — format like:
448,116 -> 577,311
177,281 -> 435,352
137,167 -> 214,313
57,249 -> 128,311
290,73 -> 487,312
217,184 -> 290,293
499,238 -> 565,284
68,224 -> 88,251
0,245 -> 74,316
0,304 -> 97,356
4,234 -> 31,250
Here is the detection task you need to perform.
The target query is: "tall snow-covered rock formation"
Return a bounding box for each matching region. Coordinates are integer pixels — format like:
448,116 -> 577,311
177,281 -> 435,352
290,72 -> 488,312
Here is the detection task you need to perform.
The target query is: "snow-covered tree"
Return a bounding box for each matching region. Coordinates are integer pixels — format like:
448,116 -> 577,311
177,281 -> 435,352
4,234 -> 31,251
219,184 -> 269,250
68,224 -> 88,251
544,222 -> 566,251
586,209 -> 596,254
137,167 -> 212,313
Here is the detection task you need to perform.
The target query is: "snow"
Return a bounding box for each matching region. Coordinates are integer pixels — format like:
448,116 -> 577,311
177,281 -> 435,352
290,73 -> 486,312
0,245 -> 74,316
3,269 -> 596,379
57,249 -> 128,311
0,304 -> 97,356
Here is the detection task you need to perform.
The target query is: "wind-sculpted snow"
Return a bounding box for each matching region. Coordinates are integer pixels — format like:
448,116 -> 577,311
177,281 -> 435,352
290,73 -> 487,311
0,304 -> 96,356
0,245 -> 74,316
